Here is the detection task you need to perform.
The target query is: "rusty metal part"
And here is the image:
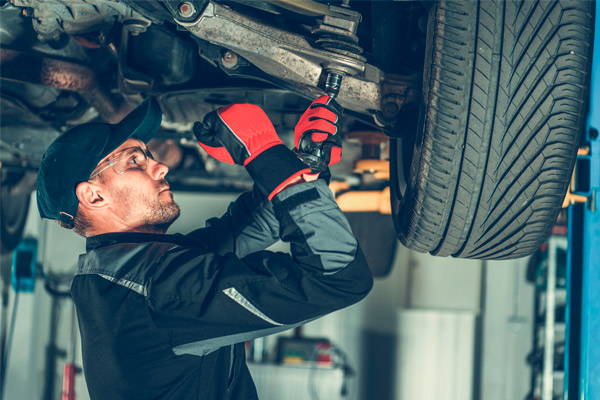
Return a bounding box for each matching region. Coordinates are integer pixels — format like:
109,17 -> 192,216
0,48 -> 131,123
311,4 -> 362,60
323,5 -> 361,33
178,2 -> 364,76
264,0 -> 333,17
315,36 -> 363,60
222,50 -> 239,69
122,19 -> 151,36
179,2 -> 196,18
335,187 -> 392,214
315,5 -> 362,101
177,2 -> 420,118
11,0 -> 147,40
339,70 -> 419,120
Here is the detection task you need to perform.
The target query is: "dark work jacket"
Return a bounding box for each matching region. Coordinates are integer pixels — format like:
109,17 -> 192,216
71,180 -> 373,400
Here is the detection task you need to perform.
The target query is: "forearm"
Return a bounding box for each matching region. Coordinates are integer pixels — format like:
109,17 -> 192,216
272,179 -> 362,275
232,179 -> 373,325
149,182 -> 372,349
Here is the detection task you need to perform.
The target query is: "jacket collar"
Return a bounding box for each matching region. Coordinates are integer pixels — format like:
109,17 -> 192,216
86,232 -> 204,251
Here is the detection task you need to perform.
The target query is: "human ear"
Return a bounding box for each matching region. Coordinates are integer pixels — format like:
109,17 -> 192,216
75,182 -> 108,211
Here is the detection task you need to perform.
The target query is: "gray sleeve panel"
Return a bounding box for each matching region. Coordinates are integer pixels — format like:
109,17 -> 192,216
233,200 -> 279,258
291,208 -> 357,274
273,180 -> 358,274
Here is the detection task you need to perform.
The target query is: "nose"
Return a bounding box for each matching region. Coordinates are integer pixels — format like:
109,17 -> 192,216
149,158 -> 169,180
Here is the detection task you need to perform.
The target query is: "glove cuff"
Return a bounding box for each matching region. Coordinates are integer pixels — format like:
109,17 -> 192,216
245,144 -> 312,200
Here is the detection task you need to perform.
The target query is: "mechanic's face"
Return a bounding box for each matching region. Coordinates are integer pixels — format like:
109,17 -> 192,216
92,138 -> 181,233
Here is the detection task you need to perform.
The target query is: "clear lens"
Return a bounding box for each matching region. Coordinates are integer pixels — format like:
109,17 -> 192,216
89,147 -> 154,180
112,147 -> 151,174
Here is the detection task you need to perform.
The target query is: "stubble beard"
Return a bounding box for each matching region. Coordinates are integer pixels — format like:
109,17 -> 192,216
143,195 -> 181,233
114,186 -> 181,233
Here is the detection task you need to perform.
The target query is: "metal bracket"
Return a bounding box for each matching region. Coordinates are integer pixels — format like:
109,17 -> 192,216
563,146 -> 596,212
175,1 -> 420,123
161,0 -> 207,22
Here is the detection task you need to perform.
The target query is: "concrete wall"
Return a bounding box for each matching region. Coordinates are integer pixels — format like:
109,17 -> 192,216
480,258 -> 536,400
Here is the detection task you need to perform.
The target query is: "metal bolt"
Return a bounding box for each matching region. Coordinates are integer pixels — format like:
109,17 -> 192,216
179,2 -> 195,18
382,101 -> 399,117
222,51 -> 238,68
123,19 -> 149,36
223,51 -> 236,62
325,72 -> 343,98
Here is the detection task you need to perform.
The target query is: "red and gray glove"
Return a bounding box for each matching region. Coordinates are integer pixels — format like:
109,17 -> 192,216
294,95 -> 343,173
193,103 -> 311,200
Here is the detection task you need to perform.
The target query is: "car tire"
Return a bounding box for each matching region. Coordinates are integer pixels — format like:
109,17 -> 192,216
390,0 -> 594,259
1,179 -> 31,253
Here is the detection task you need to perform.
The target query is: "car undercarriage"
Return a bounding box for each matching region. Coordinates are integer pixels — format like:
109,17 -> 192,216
0,0 -> 595,261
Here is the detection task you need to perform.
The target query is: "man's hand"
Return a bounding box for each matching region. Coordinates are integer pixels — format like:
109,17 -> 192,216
294,96 -> 343,173
193,104 -> 284,166
193,104 -> 311,200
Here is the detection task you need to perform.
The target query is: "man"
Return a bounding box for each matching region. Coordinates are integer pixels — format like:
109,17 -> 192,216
36,96 -> 373,399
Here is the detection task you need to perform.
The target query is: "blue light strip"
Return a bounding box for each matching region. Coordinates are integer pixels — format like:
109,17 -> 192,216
580,1 -> 600,397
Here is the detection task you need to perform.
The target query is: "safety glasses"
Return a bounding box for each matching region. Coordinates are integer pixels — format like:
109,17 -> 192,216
89,146 -> 155,180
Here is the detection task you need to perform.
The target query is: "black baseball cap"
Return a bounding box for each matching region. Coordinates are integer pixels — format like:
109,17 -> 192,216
36,96 -> 162,228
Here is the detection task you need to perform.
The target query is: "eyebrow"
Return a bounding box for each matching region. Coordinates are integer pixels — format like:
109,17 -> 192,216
91,147 -> 145,176
101,145 -> 147,164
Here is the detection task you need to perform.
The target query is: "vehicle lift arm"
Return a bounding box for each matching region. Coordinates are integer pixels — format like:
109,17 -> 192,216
565,2 -> 600,398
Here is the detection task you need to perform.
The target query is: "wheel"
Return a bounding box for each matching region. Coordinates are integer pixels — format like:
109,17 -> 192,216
391,0 -> 594,259
1,174 -> 31,253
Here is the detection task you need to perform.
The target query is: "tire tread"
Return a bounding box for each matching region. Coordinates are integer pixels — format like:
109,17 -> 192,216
395,0 -> 594,259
